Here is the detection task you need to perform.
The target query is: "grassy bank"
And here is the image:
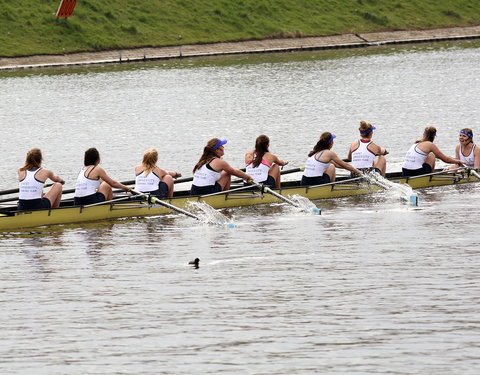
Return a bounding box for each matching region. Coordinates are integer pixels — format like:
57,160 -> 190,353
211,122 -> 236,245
1,0 -> 480,57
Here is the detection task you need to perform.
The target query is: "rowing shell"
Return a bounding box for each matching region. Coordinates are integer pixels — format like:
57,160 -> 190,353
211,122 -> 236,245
0,170 -> 477,231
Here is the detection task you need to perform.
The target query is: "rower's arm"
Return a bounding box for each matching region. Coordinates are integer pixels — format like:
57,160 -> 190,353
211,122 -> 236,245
271,154 -> 288,167
97,167 -> 130,191
220,160 -> 252,181
330,152 -> 362,176
46,169 -> 65,185
431,144 -> 462,165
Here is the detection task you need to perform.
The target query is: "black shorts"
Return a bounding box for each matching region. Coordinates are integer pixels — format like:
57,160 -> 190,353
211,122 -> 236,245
18,198 -> 51,211
190,183 -> 222,196
402,163 -> 432,177
301,174 -> 331,186
148,181 -> 169,199
74,192 -> 106,206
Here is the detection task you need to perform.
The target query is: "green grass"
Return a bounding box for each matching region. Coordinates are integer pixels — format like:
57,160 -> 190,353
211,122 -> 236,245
1,0 -> 479,57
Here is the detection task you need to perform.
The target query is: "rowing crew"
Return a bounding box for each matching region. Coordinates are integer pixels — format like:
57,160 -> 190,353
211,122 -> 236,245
17,124 -> 479,211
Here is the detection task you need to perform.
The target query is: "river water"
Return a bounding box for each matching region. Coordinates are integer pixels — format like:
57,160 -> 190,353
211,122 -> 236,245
1,41 -> 479,374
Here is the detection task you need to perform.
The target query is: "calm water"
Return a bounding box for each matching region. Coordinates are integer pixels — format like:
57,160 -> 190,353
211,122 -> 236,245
1,41 -> 479,374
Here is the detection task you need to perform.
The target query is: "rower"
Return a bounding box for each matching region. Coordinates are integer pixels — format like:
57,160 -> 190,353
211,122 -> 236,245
446,128 -> 479,171
134,148 -> 181,198
74,148 -> 130,206
245,135 -> 288,188
402,126 -> 462,176
301,132 -> 362,186
190,138 -> 252,195
347,121 -> 388,176
17,148 -> 64,211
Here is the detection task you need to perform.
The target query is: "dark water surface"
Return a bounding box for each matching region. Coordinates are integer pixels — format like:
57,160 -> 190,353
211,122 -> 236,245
1,41 -> 479,374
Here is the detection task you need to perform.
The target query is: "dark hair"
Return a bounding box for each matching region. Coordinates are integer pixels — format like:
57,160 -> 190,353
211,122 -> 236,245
252,135 -> 269,168
20,148 -> 43,171
84,148 -> 100,166
193,138 -> 221,173
308,132 -> 333,157
416,126 -> 437,143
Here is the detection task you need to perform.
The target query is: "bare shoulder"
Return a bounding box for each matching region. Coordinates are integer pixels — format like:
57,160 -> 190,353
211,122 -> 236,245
211,157 -> 227,170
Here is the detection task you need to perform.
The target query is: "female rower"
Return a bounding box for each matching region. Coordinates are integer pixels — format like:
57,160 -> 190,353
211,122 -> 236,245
451,128 -> 479,170
402,126 -> 462,176
74,147 -> 131,206
134,148 -> 181,198
18,148 -> 64,210
347,121 -> 388,176
190,138 -> 252,195
245,135 -> 288,188
301,132 -> 362,185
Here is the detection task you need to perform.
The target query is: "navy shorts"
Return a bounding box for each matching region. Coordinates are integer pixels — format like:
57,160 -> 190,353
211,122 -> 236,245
74,192 -> 106,206
402,163 -> 432,177
243,175 -> 276,189
190,183 -> 222,195
18,198 -> 52,211
301,174 -> 331,186
148,181 -> 169,199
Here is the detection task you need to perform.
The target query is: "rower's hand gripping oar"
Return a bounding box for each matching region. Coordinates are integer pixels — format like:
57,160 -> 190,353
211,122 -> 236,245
249,181 -> 321,214
130,189 -> 235,227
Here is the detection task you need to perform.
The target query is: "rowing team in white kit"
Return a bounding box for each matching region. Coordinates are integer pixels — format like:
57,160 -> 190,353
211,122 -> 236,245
16,121 -> 479,211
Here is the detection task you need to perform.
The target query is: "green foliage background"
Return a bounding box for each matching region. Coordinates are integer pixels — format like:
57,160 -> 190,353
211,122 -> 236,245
1,0 -> 479,56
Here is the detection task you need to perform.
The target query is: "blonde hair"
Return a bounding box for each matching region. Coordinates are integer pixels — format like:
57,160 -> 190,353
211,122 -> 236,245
142,148 -> 158,176
359,121 -> 374,137
20,148 -> 43,171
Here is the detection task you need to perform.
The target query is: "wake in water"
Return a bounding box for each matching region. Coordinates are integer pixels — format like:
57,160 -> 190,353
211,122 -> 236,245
187,201 -> 235,227
363,171 -> 418,206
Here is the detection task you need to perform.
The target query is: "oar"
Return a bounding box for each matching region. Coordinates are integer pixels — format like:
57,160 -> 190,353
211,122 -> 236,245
461,163 -> 480,180
130,189 -> 201,220
250,181 -> 321,214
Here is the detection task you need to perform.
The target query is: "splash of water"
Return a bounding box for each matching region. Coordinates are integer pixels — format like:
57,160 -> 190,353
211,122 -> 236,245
288,195 -> 322,214
187,201 -> 235,227
363,171 -> 418,206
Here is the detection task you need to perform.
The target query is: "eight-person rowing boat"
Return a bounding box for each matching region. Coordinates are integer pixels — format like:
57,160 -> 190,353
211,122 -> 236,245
0,168 -> 478,230
1,126 -> 479,231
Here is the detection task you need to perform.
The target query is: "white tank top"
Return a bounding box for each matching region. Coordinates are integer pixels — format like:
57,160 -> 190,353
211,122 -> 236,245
246,158 -> 271,183
192,161 -> 221,187
19,168 -> 44,200
351,140 -> 376,168
74,167 -> 101,197
403,143 -> 429,170
303,152 -> 330,177
459,143 -> 476,167
135,170 -> 161,192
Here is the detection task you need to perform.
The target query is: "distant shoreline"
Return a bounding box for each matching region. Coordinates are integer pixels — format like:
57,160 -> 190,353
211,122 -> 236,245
1,25 -> 479,71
